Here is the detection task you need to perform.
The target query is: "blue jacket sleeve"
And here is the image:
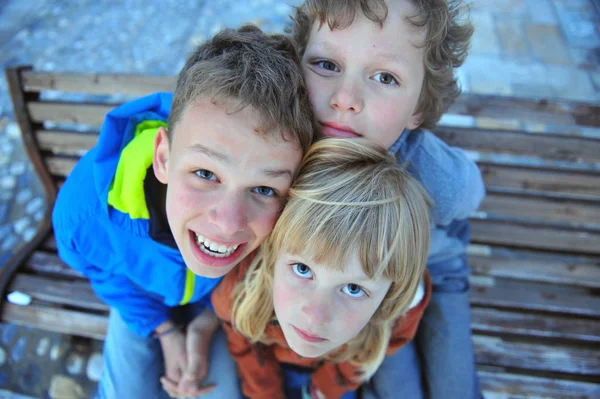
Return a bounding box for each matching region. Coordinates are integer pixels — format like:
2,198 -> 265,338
54,230 -> 170,337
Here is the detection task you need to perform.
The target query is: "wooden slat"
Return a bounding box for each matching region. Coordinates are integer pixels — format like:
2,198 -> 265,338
10,274 -> 107,312
36,130 -> 98,155
478,370 -> 600,398
469,251 -> 600,289
41,234 -> 57,251
25,251 -> 84,279
480,191 -> 600,227
2,302 -> 107,340
449,93 -> 600,127
480,163 -> 600,198
28,102 -> 115,126
47,156 -> 77,178
470,277 -> 600,317
473,335 -> 599,376
22,70 -> 175,96
470,308 -> 600,343
470,219 -> 600,255
435,125 -> 600,164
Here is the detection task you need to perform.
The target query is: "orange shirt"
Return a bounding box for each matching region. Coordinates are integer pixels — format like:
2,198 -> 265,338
212,255 -> 432,399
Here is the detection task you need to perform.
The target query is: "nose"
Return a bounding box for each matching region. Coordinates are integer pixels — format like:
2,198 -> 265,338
301,292 -> 332,325
208,191 -> 248,236
329,79 -> 364,113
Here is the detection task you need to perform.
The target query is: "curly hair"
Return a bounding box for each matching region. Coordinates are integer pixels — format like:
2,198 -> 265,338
291,0 -> 474,129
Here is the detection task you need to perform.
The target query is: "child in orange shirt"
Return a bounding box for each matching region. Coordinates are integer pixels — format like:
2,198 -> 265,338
212,138 -> 432,399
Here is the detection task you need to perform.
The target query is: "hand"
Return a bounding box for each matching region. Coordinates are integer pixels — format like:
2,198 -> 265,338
157,321 -> 188,397
160,310 -> 219,397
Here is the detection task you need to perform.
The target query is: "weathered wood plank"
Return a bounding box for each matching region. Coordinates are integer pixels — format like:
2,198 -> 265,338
22,70 -> 175,96
449,93 -> 600,127
36,130 -> 98,155
470,253 -> 600,289
10,274 -> 107,312
478,370 -> 600,398
470,277 -> 600,317
46,156 -> 77,178
471,308 -> 600,343
473,335 -> 599,376
2,302 -> 107,340
25,251 -> 84,279
480,191 -> 600,226
28,102 -> 114,126
471,219 -> 600,255
435,125 -> 600,164
479,163 -> 600,198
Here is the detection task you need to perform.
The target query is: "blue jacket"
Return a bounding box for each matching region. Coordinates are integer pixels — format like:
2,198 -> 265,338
52,93 -> 221,337
390,128 -> 486,290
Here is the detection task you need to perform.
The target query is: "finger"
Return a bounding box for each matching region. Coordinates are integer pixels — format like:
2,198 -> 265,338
161,376 -> 182,395
182,383 -> 216,397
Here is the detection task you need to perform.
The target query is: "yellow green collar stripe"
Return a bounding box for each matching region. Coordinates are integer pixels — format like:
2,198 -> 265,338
180,268 -> 195,305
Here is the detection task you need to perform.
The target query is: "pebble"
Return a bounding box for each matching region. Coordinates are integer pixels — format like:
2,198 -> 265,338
86,352 -> 103,382
50,341 -> 68,361
17,363 -> 41,393
10,161 -> 26,176
22,226 -> 37,242
15,188 -> 32,204
0,234 -> 19,252
0,324 -> 16,346
26,197 -> 44,214
49,375 -> 85,399
13,217 -> 29,235
11,337 -> 27,362
0,176 -> 16,190
36,337 -> 51,357
65,352 -> 85,375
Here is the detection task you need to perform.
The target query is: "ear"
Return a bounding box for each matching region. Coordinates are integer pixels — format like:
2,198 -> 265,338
153,126 -> 170,184
407,111 -> 423,130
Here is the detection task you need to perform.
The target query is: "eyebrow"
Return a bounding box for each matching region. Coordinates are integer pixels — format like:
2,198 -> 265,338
187,143 -> 294,180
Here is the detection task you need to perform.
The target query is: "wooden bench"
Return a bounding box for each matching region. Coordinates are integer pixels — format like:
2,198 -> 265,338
2,66 -> 599,398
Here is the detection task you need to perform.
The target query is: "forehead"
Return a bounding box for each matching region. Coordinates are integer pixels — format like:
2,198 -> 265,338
174,99 -> 298,151
307,0 -> 426,54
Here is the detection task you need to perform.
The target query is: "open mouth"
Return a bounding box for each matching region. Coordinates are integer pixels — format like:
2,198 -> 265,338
194,233 -> 240,258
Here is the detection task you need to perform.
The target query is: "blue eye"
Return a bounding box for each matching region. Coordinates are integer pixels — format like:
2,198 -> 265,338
195,169 -> 217,181
342,284 -> 366,298
292,263 -> 313,279
252,186 -> 276,197
373,72 -> 398,86
314,60 -> 339,72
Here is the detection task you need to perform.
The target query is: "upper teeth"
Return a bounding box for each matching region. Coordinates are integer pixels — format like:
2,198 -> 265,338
194,233 -> 239,256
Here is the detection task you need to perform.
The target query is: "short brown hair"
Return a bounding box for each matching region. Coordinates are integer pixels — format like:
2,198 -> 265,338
169,25 -> 316,152
291,0 -> 474,129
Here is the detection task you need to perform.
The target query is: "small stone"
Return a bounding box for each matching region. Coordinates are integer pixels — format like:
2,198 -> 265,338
0,234 -> 18,252
86,352 -> 103,381
11,337 -> 27,362
26,197 -> 44,214
18,363 -> 41,393
0,176 -> 16,190
1,323 -> 17,346
0,371 -> 8,386
16,188 -> 33,204
49,375 -> 85,399
5,123 -> 20,138
0,153 -> 8,166
23,227 -> 37,242
9,161 -> 27,176
14,217 -> 30,235
36,337 -> 51,357
34,210 -> 45,222
50,341 -> 68,361
0,204 -> 8,222
0,347 -> 6,366
1,142 -> 13,155
65,352 -> 85,376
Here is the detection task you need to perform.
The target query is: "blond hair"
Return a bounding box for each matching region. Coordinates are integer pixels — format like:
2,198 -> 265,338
232,138 -> 431,379
291,0 -> 474,129
169,25 -> 316,152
